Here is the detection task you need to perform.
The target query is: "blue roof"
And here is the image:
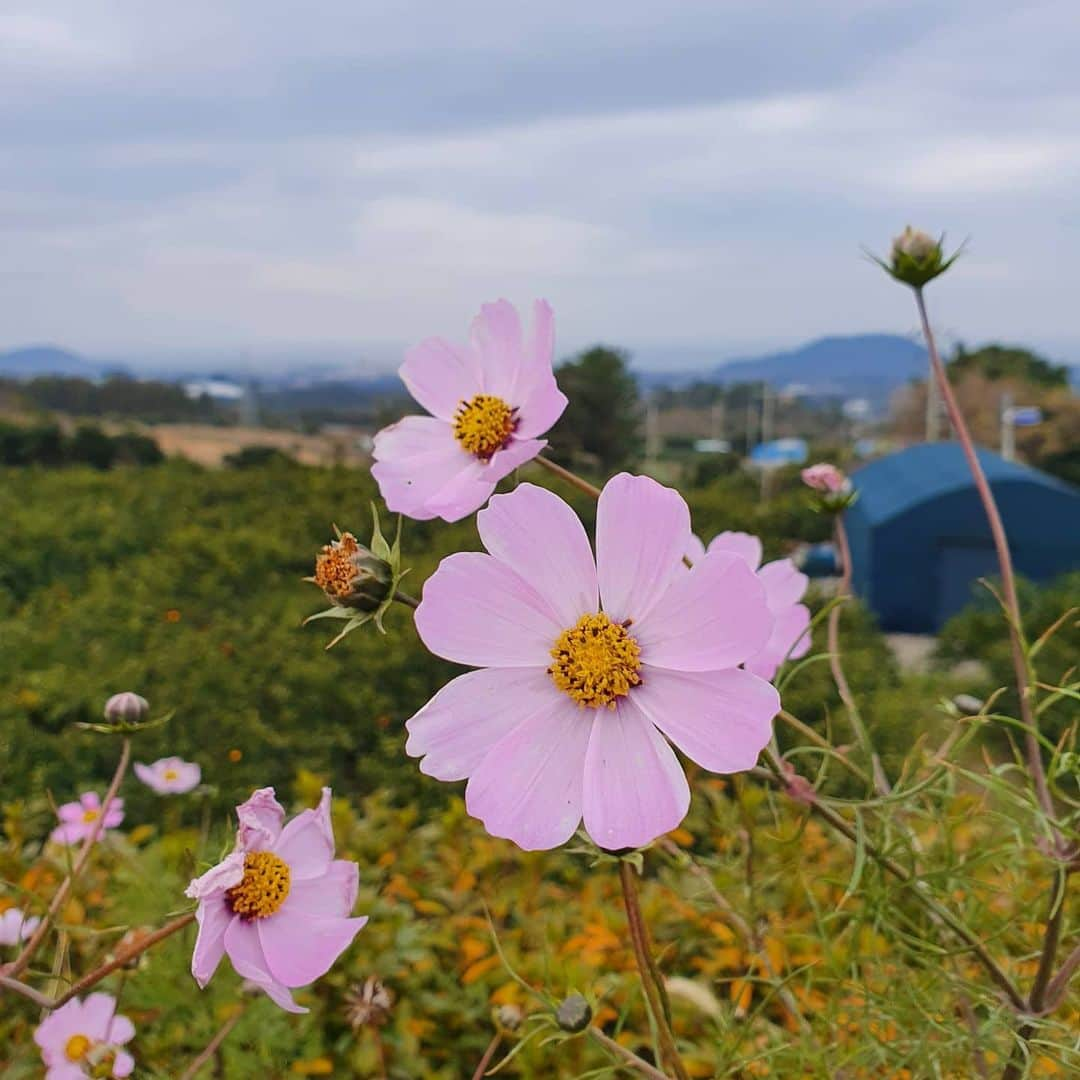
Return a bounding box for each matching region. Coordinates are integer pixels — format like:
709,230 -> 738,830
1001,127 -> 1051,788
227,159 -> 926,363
850,444 -> 1078,525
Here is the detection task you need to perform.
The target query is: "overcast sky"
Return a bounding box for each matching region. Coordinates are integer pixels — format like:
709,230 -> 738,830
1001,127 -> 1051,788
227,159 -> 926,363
3,1 -> 1079,371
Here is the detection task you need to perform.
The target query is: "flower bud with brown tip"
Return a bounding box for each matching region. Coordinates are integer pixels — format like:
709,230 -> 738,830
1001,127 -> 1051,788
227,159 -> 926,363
312,532 -> 393,612
494,1003 -> 523,1034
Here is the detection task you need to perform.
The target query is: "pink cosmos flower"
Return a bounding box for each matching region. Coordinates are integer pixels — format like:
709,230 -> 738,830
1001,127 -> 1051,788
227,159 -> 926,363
405,474 -> 781,852
50,792 -> 124,846
687,531 -> 811,681
372,299 -> 568,522
801,462 -> 847,493
133,756 -> 202,794
0,907 -> 41,946
185,787 -> 367,1013
34,993 -> 135,1079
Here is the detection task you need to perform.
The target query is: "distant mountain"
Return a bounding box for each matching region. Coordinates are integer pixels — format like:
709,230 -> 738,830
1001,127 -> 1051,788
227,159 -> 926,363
0,345 -> 101,379
637,334 -> 928,407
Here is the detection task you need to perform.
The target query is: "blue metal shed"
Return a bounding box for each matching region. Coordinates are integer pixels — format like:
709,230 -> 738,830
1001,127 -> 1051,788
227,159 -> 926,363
846,444 -> 1080,632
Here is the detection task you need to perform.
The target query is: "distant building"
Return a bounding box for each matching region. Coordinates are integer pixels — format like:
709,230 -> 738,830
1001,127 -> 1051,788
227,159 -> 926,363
183,379 -> 245,401
748,438 -> 808,468
846,444 -> 1080,632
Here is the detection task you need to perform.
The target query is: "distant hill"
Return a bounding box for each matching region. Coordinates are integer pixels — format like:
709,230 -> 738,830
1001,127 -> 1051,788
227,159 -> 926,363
637,334 -> 929,406
0,346 -> 101,379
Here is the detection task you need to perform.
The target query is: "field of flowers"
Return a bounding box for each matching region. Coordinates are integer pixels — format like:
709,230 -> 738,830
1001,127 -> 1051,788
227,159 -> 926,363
2,238 -> 1078,1077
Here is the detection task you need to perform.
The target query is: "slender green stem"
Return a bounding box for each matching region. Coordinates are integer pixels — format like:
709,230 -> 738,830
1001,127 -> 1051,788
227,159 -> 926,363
761,748 -> 1026,1011
394,589 -> 420,610
588,1027 -> 673,1079
5,738 -> 131,979
913,288 -> 1055,840
470,1033 -> 502,1080
829,517 -> 890,795
534,454 -> 602,499
178,1004 -> 247,1080
618,861 -> 690,1080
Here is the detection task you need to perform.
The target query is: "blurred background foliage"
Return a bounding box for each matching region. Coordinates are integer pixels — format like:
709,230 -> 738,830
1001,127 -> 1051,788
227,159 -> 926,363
2,458 -> 1077,1076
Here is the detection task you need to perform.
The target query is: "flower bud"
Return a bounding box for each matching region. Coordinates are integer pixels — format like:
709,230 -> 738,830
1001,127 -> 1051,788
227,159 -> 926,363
494,1003 -> 523,1034
891,226 -> 938,262
312,532 -> 393,612
555,993 -> 592,1033
801,463 -> 846,494
884,225 -> 959,287
344,976 -> 394,1030
103,692 -> 149,726
802,462 -> 856,513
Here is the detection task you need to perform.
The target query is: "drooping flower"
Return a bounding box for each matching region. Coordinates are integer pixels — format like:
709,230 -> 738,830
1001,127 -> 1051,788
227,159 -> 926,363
50,792 -> 124,846
133,756 -> 202,795
0,906 -> 41,946
687,531 -> 810,681
405,475 -> 780,852
801,463 -> 847,493
372,299 -> 567,522
33,993 -> 135,1079
185,787 -> 367,1013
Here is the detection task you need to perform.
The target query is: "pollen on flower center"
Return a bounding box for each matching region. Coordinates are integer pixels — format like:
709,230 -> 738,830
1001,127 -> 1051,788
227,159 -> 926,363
549,612 -> 642,709
313,532 -> 362,599
81,809 -> 100,824
65,1033 -> 92,1061
163,768 -> 179,781
226,851 -> 291,919
453,394 -> 516,460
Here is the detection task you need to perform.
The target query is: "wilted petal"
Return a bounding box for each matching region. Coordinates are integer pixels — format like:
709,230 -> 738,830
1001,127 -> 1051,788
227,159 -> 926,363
190,895 -> 234,987
236,788 -> 285,851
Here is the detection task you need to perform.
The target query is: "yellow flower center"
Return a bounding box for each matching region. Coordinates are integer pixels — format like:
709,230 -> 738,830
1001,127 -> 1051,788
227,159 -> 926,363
226,851 -> 291,919
549,613 -> 642,709
81,809 -> 100,824
163,768 -> 179,781
65,1033 -> 92,1061
453,394 -> 516,460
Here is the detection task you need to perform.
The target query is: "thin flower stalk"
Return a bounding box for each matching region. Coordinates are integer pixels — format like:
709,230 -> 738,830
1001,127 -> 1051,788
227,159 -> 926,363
829,515 -> 889,795
0,912 -> 195,1009
5,738 -> 132,979
619,861 -> 690,1080
178,1005 -> 248,1080
913,288 -> 1056,842
534,452 -> 602,499
588,1027 -> 672,1080
759,748 -> 1026,1012
470,1033 -> 502,1080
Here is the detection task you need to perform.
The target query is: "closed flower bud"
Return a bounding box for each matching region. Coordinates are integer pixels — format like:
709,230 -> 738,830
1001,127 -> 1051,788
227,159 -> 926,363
494,1003 -> 523,1033
104,692 -> 149,726
802,462 -> 856,513
880,225 -> 961,287
891,226 -> 939,262
345,976 -> 394,1030
555,993 -> 592,1033
312,532 -> 393,612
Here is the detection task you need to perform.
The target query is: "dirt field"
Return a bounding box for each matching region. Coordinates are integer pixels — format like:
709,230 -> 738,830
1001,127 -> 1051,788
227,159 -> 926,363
136,423 -> 373,468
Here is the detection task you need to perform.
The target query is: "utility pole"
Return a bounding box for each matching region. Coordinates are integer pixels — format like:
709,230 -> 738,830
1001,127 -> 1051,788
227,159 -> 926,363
1000,392 -> 1015,461
760,381 -> 773,445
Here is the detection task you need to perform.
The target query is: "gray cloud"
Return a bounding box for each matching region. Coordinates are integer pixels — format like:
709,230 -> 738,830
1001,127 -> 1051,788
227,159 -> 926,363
2,0 -> 1078,365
